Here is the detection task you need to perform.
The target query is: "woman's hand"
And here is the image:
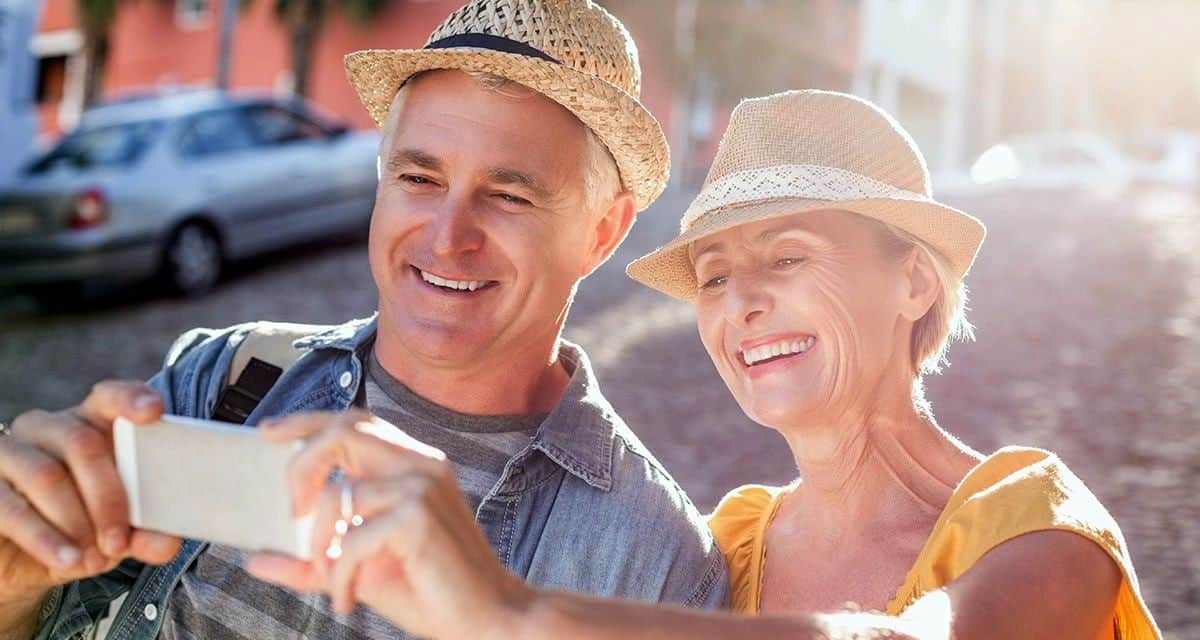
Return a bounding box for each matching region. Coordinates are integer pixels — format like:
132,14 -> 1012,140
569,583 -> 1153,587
244,410 -> 534,640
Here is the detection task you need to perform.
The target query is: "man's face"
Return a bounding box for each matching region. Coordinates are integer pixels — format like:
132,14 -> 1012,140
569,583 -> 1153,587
369,70 -> 601,368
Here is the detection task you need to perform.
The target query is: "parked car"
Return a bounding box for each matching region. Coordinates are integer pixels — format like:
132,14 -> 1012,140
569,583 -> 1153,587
968,132 -> 1132,195
0,89 -> 380,300
1119,130 -> 1200,193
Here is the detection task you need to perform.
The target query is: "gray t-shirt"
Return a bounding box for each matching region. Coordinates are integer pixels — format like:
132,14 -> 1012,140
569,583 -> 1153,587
362,348 -> 546,511
159,348 -> 545,639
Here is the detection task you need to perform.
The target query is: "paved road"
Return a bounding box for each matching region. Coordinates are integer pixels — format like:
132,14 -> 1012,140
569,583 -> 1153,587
1,187 -> 1197,636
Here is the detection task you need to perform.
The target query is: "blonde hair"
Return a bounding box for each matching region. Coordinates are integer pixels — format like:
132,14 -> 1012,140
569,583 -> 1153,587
378,70 -> 621,214
871,218 -> 975,414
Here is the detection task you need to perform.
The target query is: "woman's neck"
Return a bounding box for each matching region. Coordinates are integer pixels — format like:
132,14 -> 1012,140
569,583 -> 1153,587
777,392 -> 981,539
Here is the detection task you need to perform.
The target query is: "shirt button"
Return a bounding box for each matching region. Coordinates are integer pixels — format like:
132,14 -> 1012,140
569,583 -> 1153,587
338,371 -> 353,389
144,603 -> 158,621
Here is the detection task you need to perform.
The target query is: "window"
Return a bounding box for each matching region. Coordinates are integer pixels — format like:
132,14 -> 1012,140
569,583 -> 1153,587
242,105 -> 327,146
26,120 -> 164,174
35,55 -> 68,105
176,0 -> 209,29
177,109 -> 256,157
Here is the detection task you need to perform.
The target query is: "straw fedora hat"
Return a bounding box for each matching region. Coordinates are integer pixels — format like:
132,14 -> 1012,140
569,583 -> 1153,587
627,90 -> 986,301
343,0 -> 668,211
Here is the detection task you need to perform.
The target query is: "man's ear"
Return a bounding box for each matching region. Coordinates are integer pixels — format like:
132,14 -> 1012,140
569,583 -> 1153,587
580,191 -> 637,279
899,247 -> 941,322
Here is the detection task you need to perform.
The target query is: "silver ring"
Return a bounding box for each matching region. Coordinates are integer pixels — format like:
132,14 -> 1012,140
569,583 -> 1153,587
340,481 -> 354,523
326,482 -> 353,560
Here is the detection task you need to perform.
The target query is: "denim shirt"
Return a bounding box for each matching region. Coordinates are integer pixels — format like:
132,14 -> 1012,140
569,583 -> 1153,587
34,315 -> 729,639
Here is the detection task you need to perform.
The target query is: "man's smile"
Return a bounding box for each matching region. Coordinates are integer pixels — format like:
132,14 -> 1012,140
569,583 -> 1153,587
411,265 -> 499,294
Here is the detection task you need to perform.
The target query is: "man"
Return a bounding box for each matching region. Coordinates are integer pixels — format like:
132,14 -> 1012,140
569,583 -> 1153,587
0,1 -> 729,638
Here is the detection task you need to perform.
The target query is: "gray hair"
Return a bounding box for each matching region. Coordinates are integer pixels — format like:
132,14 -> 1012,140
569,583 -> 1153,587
378,70 -> 622,215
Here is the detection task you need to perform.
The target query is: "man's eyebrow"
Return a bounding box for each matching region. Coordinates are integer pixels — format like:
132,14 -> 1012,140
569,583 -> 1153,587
388,148 -> 442,172
486,167 -> 552,199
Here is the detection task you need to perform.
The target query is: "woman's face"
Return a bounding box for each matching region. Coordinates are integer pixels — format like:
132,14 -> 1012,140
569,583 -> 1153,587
691,210 -> 917,430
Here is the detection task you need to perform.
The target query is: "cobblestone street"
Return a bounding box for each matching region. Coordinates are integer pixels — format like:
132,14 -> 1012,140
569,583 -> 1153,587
2,187 -> 1198,636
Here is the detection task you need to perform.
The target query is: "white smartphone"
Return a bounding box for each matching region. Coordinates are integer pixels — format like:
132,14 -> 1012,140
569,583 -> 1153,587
113,414 -> 313,559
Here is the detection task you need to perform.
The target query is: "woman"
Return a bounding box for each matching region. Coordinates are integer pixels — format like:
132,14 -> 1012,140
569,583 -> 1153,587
249,91 -> 1160,639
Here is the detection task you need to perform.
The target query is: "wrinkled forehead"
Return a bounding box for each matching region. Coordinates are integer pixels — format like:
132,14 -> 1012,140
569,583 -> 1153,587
385,70 -> 588,146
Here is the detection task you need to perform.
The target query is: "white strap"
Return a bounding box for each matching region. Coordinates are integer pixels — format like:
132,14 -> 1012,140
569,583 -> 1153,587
681,164 -> 925,230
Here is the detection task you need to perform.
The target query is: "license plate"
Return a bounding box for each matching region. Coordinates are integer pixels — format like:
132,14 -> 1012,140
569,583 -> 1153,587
0,208 -> 37,236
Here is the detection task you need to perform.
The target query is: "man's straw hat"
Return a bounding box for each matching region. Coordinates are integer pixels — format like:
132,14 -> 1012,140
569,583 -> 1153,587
627,90 -> 987,301
343,0 -> 668,211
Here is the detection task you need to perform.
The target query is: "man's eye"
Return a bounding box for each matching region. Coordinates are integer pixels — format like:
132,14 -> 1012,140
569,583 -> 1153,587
496,193 -> 532,206
401,175 -> 433,185
775,257 -> 806,267
700,275 -> 727,290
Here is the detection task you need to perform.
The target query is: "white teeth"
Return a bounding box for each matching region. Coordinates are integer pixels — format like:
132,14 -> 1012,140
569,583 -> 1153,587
740,336 -> 817,366
418,269 -> 490,292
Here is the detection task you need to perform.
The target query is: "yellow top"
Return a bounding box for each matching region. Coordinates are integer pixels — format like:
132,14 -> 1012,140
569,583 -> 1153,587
707,446 -> 1160,639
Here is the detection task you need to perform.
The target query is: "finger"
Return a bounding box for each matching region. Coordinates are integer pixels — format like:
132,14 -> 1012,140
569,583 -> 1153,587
74,380 -> 163,429
309,482 -> 342,577
0,441 -> 95,548
246,552 -> 323,592
284,413 -> 373,517
309,476 -> 425,577
127,529 -> 182,565
258,410 -> 354,443
350,419 -> 447,463
288,416 -> 449,517
331,508 -> 415,615
20,414 -> 131,557
0,480 -> 82,571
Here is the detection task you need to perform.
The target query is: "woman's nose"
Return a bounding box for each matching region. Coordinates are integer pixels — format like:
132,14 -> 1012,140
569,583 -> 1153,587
725,274 -> 773,326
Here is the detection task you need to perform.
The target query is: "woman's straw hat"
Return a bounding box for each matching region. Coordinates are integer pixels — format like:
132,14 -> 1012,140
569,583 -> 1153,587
627,90 -> 986,301
344,0 -> 668,211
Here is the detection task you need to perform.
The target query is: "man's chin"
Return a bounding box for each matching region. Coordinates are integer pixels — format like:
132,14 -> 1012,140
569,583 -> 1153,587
389,317 -> 499,361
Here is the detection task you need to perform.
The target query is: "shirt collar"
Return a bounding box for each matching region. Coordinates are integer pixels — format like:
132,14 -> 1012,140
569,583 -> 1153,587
532,340 -> 618,491
296,315 -> 617,491
292,313 -> 379,352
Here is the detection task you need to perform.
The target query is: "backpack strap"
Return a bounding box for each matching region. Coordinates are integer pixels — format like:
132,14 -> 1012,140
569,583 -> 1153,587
213,322 -> 331,424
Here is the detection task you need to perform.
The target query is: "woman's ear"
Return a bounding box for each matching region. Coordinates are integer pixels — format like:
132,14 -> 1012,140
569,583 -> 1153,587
899,247 -> 940,322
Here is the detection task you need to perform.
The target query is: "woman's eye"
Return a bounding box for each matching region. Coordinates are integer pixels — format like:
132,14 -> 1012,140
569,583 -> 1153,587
700,275 -> 727,290
775,257 -> 806,267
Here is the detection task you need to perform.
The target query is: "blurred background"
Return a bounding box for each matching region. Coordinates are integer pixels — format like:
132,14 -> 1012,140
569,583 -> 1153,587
1,0 -> 1198,635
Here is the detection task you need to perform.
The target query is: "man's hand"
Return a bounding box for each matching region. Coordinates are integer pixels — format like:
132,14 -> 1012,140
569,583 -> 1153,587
0,381 -> 183,615
247,410 -> 531,640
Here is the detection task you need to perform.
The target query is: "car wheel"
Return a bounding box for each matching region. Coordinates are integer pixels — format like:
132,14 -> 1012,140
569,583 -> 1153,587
163,223 -> 222,296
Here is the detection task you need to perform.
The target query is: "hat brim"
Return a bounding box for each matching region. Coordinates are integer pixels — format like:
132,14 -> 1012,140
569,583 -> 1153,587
344,48 -> 669,211
626,195 -> 986,301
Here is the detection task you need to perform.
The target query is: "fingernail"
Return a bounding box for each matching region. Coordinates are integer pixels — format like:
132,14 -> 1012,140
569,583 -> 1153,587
102,527 -> 126,556
133,393 -> 158,411
57,545 -> 81,568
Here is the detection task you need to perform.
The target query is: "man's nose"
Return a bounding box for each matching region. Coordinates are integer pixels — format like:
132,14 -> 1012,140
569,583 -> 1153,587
429,194 -> 485,257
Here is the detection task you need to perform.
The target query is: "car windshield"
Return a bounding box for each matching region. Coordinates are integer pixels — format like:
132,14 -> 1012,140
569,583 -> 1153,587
25,119 -> 163,175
